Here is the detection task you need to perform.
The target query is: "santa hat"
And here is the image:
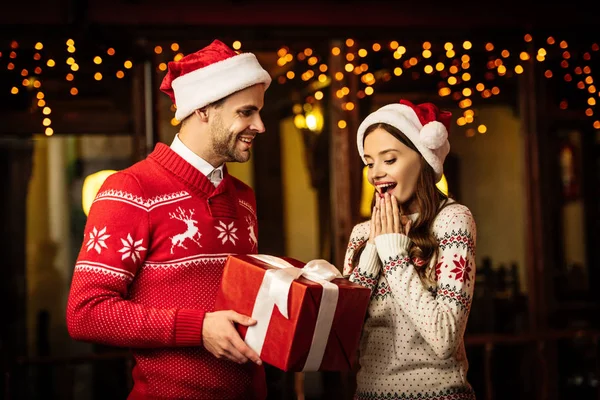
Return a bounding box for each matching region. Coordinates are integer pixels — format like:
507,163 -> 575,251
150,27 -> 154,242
160,39 -> 272,121
356,99 -> 452,182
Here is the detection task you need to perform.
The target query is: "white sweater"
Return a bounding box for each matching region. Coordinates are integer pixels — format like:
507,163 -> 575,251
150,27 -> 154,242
343,201 -> 476,400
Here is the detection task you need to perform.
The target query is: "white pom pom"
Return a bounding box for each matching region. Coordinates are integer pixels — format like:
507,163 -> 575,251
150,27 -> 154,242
420,121 -> 447,150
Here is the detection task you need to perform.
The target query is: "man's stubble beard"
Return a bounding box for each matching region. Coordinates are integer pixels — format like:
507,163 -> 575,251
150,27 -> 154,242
210,114 -> 251,163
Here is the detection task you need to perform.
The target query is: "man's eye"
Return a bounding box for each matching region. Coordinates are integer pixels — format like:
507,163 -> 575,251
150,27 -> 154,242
239,110 -> 253,117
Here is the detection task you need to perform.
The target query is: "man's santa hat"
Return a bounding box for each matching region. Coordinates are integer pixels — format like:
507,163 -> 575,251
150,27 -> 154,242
357,100 -> 452,182
160,39 -> 272,121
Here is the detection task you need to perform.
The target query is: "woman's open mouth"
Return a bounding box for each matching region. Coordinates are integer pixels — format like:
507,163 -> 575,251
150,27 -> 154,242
376,182 -> 397,194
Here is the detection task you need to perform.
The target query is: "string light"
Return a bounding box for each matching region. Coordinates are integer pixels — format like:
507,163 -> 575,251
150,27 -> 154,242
1,34 -> 595,137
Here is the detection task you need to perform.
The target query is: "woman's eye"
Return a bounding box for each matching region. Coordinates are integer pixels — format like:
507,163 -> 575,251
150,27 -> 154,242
366,163 -> 374,168
384,158 -> 396,165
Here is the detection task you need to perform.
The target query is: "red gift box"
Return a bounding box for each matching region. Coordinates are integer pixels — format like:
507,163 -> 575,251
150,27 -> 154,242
214,254 -> 371,372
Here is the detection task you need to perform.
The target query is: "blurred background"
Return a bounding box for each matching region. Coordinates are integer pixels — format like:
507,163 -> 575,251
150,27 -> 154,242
1,1 -> 599,399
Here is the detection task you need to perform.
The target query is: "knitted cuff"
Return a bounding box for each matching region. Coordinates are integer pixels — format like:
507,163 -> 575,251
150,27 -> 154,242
350,243 -> 380,288
356,242 -> 380,276
174,309 -> 205,347
375,233 -> 411,263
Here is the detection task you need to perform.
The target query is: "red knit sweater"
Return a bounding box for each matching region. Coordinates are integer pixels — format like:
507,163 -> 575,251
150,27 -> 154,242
67,143 -> 265,400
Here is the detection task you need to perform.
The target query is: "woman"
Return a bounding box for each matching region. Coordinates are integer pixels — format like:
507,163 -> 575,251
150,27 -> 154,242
344,100 -> 477,400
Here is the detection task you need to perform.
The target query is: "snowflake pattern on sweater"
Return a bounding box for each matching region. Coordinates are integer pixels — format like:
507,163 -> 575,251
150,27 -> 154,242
67,143 -> 265,400
343,201 -> 476,400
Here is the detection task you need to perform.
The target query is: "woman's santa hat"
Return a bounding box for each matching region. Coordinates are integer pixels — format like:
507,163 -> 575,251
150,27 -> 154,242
356,100 -> 452,182
160,39 -> 272,121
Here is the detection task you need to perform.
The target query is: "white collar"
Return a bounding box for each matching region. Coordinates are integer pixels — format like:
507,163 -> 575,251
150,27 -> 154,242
170,134 -> 224,178
406,212 -> 419,223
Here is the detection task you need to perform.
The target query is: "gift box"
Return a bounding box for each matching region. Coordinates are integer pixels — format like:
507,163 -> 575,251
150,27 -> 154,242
214,254 -> 371,372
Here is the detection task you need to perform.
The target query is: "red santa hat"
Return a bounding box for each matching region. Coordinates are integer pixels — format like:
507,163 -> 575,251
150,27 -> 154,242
356,99 -> 452,182
160,39 -> 272,121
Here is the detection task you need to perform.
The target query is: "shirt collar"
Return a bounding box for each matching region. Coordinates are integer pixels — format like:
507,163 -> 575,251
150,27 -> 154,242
170,133 -> 224,178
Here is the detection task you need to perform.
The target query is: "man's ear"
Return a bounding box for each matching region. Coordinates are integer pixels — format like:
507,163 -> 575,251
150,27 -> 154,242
195,108 -> 209,122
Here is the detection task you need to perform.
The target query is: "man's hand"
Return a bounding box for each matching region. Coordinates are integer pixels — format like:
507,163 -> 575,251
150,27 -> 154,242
202,310 -> 262,365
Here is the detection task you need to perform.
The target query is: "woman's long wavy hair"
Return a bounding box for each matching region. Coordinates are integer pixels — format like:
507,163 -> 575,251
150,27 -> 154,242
351,123 -> 451,284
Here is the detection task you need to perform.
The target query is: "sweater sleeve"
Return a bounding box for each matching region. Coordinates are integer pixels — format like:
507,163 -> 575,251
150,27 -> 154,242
66,172 -> 204,348
374,208 -> 476,359
343,222 -> 381,294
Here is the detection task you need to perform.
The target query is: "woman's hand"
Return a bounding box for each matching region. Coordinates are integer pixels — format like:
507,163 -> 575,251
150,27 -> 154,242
368,196 -> 379,243
378,192 -> 411,236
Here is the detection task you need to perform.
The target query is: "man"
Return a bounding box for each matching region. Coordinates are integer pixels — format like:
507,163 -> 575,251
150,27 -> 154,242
66,39 -> 271,399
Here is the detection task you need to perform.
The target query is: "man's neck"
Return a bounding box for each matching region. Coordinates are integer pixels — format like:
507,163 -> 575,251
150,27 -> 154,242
178,128 -> 223,168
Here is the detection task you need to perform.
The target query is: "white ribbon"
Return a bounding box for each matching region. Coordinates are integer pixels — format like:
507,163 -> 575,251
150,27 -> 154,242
244,254 -> 342,371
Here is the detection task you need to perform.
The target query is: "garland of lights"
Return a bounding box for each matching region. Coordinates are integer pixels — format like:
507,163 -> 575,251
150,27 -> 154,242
1,36 -> 598,137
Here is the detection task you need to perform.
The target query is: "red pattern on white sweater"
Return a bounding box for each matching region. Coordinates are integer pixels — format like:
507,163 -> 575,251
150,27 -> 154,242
67,143 -> 265,400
